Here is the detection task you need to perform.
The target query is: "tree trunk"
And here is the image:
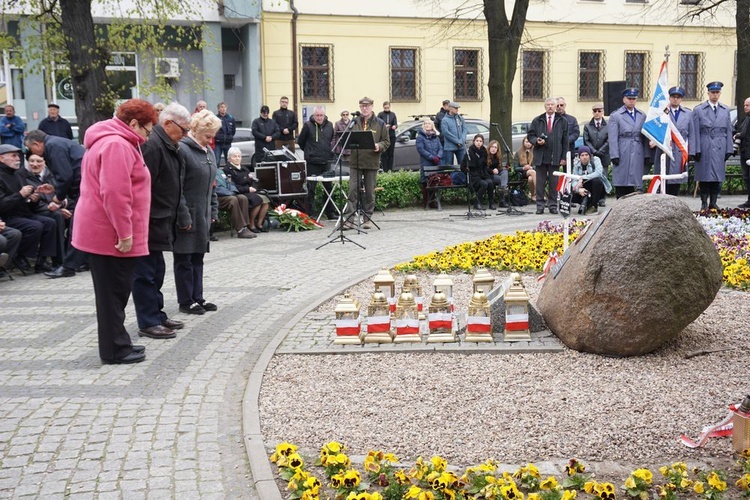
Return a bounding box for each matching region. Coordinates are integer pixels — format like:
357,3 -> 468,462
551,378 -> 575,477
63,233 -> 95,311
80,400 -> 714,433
483,0 -> 530,160
59,0 -> 113,141
737,0 -> 750,126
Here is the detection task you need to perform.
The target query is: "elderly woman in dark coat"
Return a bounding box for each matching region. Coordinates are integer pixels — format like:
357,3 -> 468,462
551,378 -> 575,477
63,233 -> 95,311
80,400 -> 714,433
174,110 -> 221,315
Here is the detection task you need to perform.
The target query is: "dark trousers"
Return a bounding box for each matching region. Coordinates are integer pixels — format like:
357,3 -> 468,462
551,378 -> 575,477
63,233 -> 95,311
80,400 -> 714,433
665,183 -> 681,196
470,174 -> 494,206
572,178 -> 606,207
615,186 -> 636,199
39,210 -> 67,265
61,213 -> 88,270
214,142 -> 231,166
218,195 -> 249,231
132,251 -> 168,329
0,226 -> 22,260
306,162 -> 333,216
173,252 -> 205,307
343,168 -> 377,220
535,163 -> 558,210
380,136 -> 395,172
5,215 -> 57,259
89,254 -> 137,362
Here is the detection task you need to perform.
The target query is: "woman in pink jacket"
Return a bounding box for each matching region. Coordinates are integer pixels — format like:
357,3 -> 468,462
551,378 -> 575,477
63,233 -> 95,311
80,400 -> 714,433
72,99 -> 158,365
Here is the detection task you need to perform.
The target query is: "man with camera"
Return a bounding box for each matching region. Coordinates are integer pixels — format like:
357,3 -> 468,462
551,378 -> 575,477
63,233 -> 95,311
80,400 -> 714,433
527,97 -> 568,214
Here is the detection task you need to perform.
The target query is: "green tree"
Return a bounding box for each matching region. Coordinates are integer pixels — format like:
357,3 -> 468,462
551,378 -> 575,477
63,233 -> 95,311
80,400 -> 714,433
3,0 -> 208,139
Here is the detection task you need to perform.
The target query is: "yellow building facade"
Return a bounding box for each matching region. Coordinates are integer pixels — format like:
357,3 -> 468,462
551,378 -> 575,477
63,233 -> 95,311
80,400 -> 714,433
261,4 -> 737,125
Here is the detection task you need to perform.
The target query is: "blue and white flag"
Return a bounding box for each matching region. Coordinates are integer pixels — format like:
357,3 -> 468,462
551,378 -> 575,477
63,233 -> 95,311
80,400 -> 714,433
641,60 -> 689,168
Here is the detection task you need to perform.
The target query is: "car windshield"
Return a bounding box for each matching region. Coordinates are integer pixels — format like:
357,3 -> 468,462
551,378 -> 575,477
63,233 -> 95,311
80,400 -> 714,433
395,122 -> 420,136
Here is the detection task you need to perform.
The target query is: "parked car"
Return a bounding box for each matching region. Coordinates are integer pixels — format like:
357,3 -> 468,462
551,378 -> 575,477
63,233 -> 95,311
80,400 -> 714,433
222,127 -> 255,167
392,118 -> 526,170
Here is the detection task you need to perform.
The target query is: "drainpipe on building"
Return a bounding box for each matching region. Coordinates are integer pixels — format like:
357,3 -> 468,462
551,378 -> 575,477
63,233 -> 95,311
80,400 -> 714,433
290,0 -> 299,128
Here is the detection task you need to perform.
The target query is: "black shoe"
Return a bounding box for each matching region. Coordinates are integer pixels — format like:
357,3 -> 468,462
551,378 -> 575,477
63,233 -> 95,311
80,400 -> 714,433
199,301 -> 218,312
45,265 -> 75,279
536,208 -> 544,215
179,303 -> 205,315
598,199 -> 606,207
13,257 -> 32,274
75,264 -> 90,273
474,203 -> 485,210
249,227 -> 262,234
132,345 -> 146,354
549,207 -> 558,215
488,204 -> 496,210
102,351 -> 146,365
209,235 -> 219,242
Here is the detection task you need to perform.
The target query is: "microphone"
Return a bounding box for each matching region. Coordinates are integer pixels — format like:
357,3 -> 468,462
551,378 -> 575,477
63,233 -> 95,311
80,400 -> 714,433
351,111 -> 362,117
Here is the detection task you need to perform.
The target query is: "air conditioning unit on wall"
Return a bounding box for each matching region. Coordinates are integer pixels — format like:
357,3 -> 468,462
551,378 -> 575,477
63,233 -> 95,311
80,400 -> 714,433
155,58 -> 180,78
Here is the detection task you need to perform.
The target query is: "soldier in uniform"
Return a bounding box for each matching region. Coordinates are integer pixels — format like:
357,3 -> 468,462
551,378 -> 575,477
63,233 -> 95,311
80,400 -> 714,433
653,86 -> 693,196
690,81 -> 734,210
608,87 -> 650,198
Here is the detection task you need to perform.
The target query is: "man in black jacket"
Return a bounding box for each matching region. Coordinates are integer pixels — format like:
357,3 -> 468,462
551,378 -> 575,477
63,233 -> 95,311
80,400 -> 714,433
37,104 -> 74,140
272,96 -> 298,152
527,97 -> 568,214
736,96 -> 750,209
131,102 -> 192,340
251,105 -> 280,167
377,101 -> 398,171
214,102 -> 236,166
297,106 -> 335,218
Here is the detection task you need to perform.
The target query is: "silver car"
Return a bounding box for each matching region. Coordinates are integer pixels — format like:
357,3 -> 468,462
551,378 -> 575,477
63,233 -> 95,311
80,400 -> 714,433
392,118 -> 526,170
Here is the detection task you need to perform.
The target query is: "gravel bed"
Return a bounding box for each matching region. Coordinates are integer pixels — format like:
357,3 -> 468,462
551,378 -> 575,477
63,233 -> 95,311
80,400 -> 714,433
259,271 -> 748,474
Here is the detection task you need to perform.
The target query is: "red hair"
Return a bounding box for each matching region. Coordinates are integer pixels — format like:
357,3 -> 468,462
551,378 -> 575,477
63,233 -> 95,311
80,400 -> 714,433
116,98 -> 159,127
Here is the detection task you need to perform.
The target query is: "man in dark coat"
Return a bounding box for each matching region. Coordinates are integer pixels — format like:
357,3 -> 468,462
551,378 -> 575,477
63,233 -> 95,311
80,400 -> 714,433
527,97 -> 568,214
297,105 -> 335,219
251,105 -> 280,167
131,102 -> 192,339
37,104 -> 74,140
214,102 -> 236,166
557,97 -> 580,162
24,130 -> 87,278
434,99 -> 450,144
735,96 -> 750,209
272,96 -> 298,152
377,101 -> 398,172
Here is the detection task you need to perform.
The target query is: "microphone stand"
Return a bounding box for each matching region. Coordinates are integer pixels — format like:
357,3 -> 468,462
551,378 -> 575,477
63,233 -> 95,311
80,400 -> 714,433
316,118 -> 365,250
492,122 -> 525,216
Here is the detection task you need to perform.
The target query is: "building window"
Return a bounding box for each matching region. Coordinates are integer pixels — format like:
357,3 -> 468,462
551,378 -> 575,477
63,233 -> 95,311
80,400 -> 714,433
521,50 -> 547,101
224,74 -> 235,90
301,45 -> 332,101
454,48 -> 481,101
106,52 -> 138,100
679,52 -> 703,99
624,51 -> 650,98
390,48 -> 418,101
578,51 -> 604,100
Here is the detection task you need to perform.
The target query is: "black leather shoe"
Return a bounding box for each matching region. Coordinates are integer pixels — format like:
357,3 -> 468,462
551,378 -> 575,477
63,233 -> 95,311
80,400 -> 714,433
75,264 -> 90,272
536,208 -> 544,214
179,303 -> 206,315
162,318 -> 184,330
132,345 -> 145,353
13,257 -> 32,274
102,351 -> 146,365
139,325 -> 176,339
199,301 -> 218,312
549,207 -> 558,215
45,265 -> 75,279
209,235 -> 219,242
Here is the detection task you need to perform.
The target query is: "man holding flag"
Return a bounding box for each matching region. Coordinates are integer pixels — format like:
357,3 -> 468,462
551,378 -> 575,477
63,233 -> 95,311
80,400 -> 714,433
651,86 -> 693,196
641,60 -> 690,197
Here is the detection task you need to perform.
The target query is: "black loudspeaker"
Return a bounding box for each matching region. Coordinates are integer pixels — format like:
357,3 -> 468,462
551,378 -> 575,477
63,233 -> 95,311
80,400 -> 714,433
603,81 -> 626,116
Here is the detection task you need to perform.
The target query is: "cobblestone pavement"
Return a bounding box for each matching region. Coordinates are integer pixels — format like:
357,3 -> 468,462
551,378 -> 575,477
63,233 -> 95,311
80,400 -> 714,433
0,194 -> 739,499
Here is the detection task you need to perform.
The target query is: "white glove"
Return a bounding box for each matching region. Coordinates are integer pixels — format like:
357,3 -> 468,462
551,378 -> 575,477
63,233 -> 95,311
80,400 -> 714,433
746,159 -> 750,166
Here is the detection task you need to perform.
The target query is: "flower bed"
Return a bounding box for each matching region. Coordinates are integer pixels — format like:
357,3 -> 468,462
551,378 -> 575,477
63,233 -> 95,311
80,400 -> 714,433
394,210 -> 750,290
270,442 -> 750,500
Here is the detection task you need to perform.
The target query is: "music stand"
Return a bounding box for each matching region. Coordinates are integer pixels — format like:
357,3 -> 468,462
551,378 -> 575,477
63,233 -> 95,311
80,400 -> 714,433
316,124 -> 366,250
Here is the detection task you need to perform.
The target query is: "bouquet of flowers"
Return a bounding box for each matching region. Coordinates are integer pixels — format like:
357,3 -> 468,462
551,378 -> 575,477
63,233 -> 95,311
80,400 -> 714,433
269,204 -> 323,232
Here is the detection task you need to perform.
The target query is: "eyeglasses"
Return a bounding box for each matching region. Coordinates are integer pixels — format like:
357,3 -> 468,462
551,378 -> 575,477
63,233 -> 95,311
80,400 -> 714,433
342,113 -> 349,116
171,121 -> 190,136
141,124 -> 153,136
593,109 -> 604,112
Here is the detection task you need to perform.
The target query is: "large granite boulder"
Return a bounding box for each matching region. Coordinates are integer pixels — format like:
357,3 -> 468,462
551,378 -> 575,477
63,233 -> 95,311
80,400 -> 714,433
537,194 -> 722,356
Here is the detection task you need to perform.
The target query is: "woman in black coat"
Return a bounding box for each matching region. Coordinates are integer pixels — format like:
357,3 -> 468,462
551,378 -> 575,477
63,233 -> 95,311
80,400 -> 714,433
464,134 -> 494,210
224,147 -> 270,232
